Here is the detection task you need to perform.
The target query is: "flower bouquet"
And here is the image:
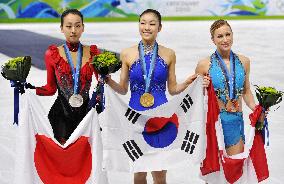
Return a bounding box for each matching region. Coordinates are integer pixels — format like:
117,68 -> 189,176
254,85 -> 283,130
1,56 -> 31,82
92,50 -> 121,76
89,51 -> 121,113
1,56 -> 32,124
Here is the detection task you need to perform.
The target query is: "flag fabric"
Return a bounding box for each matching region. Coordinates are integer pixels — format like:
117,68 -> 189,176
200,83 -> 269,184
101,76 -> 207,172
13,92 -> 108,184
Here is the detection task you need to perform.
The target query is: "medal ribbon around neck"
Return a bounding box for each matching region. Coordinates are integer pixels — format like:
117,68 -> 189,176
139,41 -> 158,93
215,50 -> 236,100
63,42 -> 83,95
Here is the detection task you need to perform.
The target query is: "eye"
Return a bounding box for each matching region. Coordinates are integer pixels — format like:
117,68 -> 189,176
150,23 -> 156,26
76,25 -> 81,28
66,26 -> 71,28
226,33 -> 231,36
140,22 -> 145,25
217,35 -> 223,38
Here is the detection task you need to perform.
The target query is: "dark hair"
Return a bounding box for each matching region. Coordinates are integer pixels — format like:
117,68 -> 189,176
139,9 -> 162,26
210,19 -> 232,38
61,9 -> 84,26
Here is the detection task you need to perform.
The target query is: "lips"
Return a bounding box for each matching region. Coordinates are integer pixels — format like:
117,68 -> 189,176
143,32 -> 152,35
222,44 -> 230,48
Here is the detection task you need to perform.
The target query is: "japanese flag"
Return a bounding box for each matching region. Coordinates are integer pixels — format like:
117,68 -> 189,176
13,92 -> 108,184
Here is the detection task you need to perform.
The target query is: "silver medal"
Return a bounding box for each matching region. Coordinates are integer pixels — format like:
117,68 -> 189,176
69,94 -> 83,107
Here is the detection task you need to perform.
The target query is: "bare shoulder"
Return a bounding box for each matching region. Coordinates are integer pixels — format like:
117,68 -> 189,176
158,45 -> 175,65
237,54 -> 251,68
195,57 -> 211,75
159,45 -> 175,57
121,45 -> 137,55
120,45 -> 138,66
198,57 -> 211,66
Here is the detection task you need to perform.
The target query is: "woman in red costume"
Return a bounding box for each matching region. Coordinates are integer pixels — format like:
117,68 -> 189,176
26,9 -> 99,144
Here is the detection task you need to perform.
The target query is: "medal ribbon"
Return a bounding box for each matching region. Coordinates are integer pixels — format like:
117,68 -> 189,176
215,50 -> 236,100
139,41 -> 158,93
64,42 -> 83,95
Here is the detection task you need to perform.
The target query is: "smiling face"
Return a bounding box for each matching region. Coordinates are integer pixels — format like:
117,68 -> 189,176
211,24 -> 233,53
139,12 -> 161,44
60,13 -> 84,44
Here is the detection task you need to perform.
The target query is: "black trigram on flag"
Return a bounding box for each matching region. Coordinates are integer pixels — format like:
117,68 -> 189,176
180,94 -> 193,113
181,130 -> 199,154
125,108 -> 141,124
123,140 -> 143,162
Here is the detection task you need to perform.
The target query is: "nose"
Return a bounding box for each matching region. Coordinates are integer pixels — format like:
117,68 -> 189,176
145,24 -> 150,31
71,26 -> 76,33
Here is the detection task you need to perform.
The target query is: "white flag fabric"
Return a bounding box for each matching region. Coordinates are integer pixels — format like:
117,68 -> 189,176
101,76 -> 207,172
200,83 -> 269,184
13,92 -> 108,184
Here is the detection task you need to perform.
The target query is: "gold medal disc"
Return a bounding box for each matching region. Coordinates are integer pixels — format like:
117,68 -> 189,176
140,93 -> 154,107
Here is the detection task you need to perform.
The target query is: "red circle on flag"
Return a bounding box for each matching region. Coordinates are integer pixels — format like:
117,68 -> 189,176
34,134 -> 92,184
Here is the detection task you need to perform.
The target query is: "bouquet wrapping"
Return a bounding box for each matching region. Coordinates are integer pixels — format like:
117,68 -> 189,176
89,51 -> 121,113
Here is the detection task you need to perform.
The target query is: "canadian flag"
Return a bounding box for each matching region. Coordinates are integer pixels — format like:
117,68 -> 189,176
200,82 -> 269,184
101,76 -> 207,173
13,92 -> 108,184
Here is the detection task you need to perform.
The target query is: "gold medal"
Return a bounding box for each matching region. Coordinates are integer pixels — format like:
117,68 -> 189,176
140,93 -> 154,107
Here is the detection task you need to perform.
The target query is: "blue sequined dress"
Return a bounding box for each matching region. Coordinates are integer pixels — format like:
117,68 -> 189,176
209,51 -> 246,147
129,52 -> 168,111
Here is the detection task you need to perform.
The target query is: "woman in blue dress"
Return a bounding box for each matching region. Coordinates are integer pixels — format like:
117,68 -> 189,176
107,9 -> 210,184
195,19 -> 264,156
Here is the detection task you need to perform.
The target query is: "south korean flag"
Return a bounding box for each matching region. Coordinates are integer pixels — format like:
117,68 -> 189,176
101,76 -> 207,172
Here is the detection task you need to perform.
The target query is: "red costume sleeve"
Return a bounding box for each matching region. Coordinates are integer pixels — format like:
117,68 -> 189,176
36,46 -> 58,96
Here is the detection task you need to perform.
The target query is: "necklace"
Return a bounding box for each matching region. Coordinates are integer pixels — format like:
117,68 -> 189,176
144,44 -> 154,54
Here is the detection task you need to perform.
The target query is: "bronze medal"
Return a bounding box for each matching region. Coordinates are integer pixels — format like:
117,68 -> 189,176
226,99 -> 239,112
140,93 -> 154,107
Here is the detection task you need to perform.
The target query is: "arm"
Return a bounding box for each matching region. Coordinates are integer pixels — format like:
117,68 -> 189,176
195,58 -> 211,88
167,49 -> 197,95
241,56 -> 256,111
35,48 -> 57,96
106,49 -> 129,95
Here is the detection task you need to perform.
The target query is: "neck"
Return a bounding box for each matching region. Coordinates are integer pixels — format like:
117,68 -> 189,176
141,40 -> 156,54
66,41 -> 80,52
142,40 -> 155,47
217,49 -> 231,60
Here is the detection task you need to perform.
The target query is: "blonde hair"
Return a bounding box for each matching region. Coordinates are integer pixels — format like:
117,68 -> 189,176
210,19 -> 232,38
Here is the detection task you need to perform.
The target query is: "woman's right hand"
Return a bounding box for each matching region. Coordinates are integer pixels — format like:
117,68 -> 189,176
186,74 -> 198,85
203,75 -> 211,88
